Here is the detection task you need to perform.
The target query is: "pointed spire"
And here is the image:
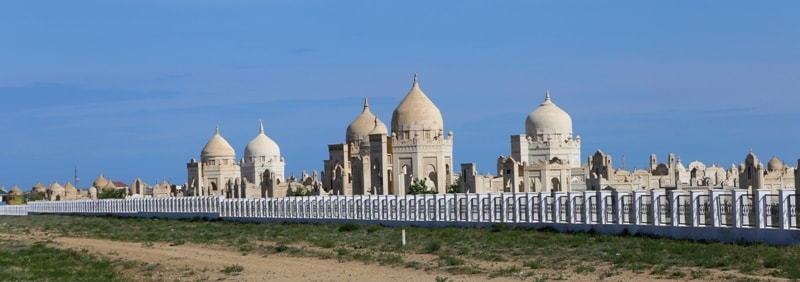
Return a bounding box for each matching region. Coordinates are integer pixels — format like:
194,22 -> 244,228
363,97 -> 369,109
215,125 -> 220,135
258,119 -> 264,134
413,73 -> 419,86
540,90 -> 554,106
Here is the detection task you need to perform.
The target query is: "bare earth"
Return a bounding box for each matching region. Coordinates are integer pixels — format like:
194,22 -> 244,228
3,233 -> 782,281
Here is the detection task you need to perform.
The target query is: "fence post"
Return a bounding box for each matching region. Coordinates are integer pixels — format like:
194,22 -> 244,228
582,191 -> 593,224
614,191 -> 626,224
689,190 -> 703,227
632,190 -> 646,225
567,192 -> 578,224
754,189 -> 769,229
550,191 -> 561,223
670,190 -> 685,227
709,189 -> 721,227
732,189 -> 746,228
778,189 -> 793,230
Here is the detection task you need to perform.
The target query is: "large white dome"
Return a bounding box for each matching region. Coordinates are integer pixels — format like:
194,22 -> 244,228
525,91 -> 573,139
245,121 -> 281,158
346,98 -> 387,144
391,74 -> 444,135
201,127 -> 236,160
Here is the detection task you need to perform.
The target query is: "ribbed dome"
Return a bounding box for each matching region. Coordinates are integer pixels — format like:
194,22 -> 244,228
391,74 -> 444,135
525,90 -> 573,139
675,159 -> 686,172
10,185 -> 22,196
32,181 -> 46,193
103,180 -> 117,190
64,181 -> 78,193
201,126 -> 236,160
48,182 -> 65,193
369,117 -> 389,136
346,98 -> 387,144
93,172 -> 108,188
245,121 -> 281,158
768,156 -> 783,171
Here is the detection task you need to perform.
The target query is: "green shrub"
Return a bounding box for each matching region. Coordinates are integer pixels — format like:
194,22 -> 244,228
274,244 -> 289,252
221,264 -> 243,275
338,222 -> 361,232
438,255 -> 465,266
422,240 -> 441,254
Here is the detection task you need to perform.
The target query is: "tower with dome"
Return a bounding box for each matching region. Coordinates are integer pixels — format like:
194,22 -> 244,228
501,90 -> 583,192
186,122 -> 307,198
323,74 -> 454,195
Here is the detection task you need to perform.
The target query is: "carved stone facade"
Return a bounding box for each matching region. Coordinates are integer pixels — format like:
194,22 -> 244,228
323,75 -> 454,195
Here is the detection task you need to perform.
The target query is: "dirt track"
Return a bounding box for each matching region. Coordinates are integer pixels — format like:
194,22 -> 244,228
3,232 -> 783,281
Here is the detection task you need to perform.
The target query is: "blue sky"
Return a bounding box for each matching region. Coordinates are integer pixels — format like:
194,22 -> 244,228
2,1 -> 799,190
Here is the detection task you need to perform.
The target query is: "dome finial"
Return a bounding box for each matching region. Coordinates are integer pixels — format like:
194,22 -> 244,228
258,119 -> 264,134
215,125 -> 220,135
540,90 -> 554,106
363,97 -> 369,109
413,73 -> 418,85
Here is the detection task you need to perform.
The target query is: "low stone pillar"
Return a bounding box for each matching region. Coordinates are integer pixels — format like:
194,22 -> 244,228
754,189 -> 770,229
779,189 -> 796,230
583,191 -> 593,224
549,192 -> 563,223
670,190 -> 687,226
689,190 -> 701,227
567,192 -> 580,224
632,190 -> 647,225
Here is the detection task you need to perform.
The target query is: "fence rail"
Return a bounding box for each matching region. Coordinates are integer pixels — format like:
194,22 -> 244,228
1,189 -> 799,245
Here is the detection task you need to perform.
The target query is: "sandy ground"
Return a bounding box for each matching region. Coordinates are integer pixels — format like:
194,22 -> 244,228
2,232 -> 784,282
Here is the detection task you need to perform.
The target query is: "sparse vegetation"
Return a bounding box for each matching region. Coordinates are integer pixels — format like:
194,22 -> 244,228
221,264 -> 244,275
0,239 -> 128,281
446,179 -> 461,193
97,188 -> 126,199
408,178 -> 437,194
1,215 -> 800,281
289,187 -> 312,196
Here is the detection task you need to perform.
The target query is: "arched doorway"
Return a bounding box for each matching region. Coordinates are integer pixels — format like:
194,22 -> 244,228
551,177 -> 561,192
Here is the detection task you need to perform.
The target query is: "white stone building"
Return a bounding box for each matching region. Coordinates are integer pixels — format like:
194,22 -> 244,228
323,74 -> 455,195
463,91 -> 584,193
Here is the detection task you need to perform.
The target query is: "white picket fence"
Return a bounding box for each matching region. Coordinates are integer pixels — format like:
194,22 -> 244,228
2,189 -> 798,245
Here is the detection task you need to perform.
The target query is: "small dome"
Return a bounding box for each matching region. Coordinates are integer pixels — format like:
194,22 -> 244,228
768,156 -> 783,172
201,126 -> 236,160
391,74 -> 444,135
103,179 -> 117,190
525,90 -> 573,139
245,121 -> 281,159
368,117 -> 389,136
32,181 -> 46,193
346,98 -> 387,144
92,172 -> 108,188
48,182 -> 65,193
64,181 -> 78,193
675,158 -> 686,172
10,185 -> 23,196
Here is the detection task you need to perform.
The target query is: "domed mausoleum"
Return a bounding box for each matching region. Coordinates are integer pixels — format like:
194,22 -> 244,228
187,126 -> 242,197
324,74 -> 454,195
525,91 -> 573,140
494,90 -> 582,193
241,120 -> 286,188
187,122 -> 302,198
